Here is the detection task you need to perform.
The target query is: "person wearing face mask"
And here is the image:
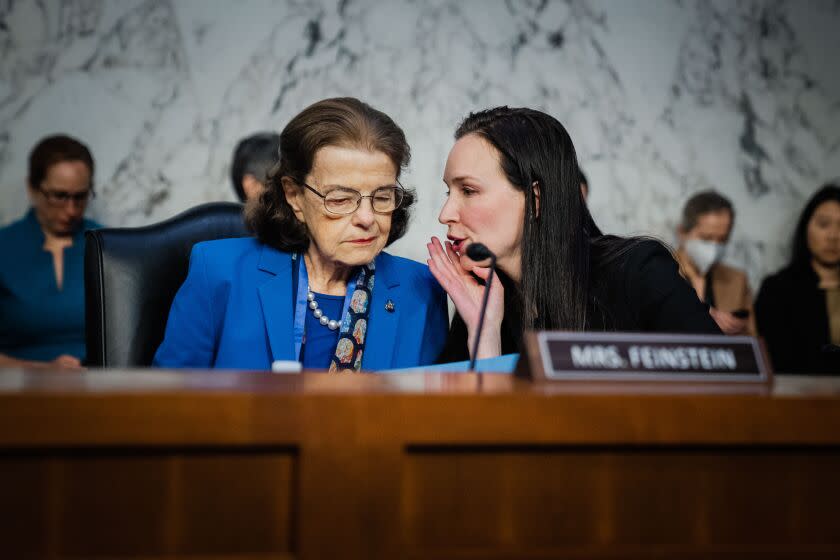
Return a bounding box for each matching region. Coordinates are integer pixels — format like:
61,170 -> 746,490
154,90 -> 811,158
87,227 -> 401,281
427,107 -> 720,363
675,191 -> 756,336
154,98 -> 448,370
755,184 -> 840,375
0,135 -> 101,369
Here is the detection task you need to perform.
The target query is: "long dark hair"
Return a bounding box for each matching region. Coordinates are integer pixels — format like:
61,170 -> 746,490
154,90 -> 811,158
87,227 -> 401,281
455,106 -> 638,330
789,183 -> 840,270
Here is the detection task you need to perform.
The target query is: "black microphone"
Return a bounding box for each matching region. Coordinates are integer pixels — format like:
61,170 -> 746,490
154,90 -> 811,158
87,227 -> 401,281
466,243 -> 497,372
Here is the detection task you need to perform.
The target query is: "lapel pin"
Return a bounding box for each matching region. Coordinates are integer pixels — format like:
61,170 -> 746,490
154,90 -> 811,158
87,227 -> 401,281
385,300 -> 395,313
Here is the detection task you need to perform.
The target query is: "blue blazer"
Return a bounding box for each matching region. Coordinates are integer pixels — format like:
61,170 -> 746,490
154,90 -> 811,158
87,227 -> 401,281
153,237 -> 449,370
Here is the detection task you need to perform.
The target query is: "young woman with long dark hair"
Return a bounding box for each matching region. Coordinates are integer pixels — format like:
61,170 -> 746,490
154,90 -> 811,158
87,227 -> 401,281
755,184 -> 840,374
427,106 -> 720,361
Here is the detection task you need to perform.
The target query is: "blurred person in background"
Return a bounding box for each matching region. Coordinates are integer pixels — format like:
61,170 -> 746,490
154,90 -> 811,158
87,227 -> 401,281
0,135 -> 101,368
675,190 -> 756,335
756,184 -> 840,374
230,132 -> 281,202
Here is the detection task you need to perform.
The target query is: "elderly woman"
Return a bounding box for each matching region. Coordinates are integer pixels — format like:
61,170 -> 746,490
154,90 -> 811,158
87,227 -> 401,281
154,98 -> 448,370
0,135 -> 100,368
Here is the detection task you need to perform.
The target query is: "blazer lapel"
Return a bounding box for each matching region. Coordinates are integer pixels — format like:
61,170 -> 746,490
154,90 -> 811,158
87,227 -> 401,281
362,254 -> 401,370
257,246 -> 296,361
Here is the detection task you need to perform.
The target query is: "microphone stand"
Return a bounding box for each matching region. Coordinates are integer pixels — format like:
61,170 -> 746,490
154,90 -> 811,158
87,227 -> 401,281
468,246 -> 497,372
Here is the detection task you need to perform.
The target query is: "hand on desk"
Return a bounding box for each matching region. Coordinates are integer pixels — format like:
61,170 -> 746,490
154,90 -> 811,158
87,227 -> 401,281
0,352 -> 83,370
49,354 -> 84,369
709,307 -> 750,335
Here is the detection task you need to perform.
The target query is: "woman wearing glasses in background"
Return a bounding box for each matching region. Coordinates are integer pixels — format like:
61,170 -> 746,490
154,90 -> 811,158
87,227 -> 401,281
0,135 -> 100,368
154,98 -> 448,370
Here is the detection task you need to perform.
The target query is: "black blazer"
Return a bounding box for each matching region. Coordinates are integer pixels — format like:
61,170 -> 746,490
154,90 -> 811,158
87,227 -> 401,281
439,240 -> 721,362
755,264 -> 839,375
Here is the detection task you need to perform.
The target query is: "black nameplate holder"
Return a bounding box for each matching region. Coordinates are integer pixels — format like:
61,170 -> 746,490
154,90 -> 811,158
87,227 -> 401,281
517,331 -> 772,386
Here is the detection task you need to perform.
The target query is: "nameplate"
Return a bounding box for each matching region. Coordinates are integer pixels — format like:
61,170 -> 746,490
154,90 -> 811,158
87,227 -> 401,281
517,331 -> 772,384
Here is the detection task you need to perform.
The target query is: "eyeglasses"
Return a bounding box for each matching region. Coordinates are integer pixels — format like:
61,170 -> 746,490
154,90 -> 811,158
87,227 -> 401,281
302,182 -> 405,215
38,187 -> 95,207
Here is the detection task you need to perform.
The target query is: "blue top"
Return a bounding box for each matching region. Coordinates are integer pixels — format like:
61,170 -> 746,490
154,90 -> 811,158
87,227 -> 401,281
153,237 -> 449,370
0,209 -> 101,361
291,251 -> 364,365
300,292 -> 343,370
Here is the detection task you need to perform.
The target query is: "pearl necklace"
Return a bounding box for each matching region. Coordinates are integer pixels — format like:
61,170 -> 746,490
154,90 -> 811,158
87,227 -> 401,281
307,291 -> 341,331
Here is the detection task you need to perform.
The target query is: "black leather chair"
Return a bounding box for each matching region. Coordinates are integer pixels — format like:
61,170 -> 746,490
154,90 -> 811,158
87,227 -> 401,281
85,202 -> 249,367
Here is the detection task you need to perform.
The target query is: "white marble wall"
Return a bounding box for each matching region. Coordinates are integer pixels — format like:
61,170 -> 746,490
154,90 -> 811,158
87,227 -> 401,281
1,0 -> 838,289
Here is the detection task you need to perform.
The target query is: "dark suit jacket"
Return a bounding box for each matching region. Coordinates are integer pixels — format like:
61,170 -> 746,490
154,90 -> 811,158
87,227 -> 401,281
439,240 -> 721,362
755,264 -> 839,375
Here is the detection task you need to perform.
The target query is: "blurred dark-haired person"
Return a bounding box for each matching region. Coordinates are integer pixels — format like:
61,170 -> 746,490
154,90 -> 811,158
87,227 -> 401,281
230,132 -> 281,202
0,134 -> 101,368
427,107 -> 719,362
675,190 -> 756,335
755,184 -> 840,374
154,98 -> 448,370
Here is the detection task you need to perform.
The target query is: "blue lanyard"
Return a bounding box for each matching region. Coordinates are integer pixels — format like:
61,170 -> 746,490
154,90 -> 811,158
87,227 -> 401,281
292,254 -> 359,361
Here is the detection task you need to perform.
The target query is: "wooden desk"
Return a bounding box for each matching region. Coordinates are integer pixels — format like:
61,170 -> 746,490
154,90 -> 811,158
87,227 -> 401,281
1,370 -> 839,559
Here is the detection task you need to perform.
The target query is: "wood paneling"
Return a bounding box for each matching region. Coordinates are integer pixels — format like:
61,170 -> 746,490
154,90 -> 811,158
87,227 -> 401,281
58,454 -> 171,557
176,452 -> 295,555
0,370 -> 839,559
402,447 -> 840,555
0,448 -> 295,559
0,458 -> 51,558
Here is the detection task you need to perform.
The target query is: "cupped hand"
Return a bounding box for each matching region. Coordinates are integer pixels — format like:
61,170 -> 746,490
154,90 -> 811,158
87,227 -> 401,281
426,236 -> 505,335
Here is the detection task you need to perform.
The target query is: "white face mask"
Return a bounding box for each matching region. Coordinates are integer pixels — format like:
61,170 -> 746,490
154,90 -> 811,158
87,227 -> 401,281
684,239 -> 726,275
